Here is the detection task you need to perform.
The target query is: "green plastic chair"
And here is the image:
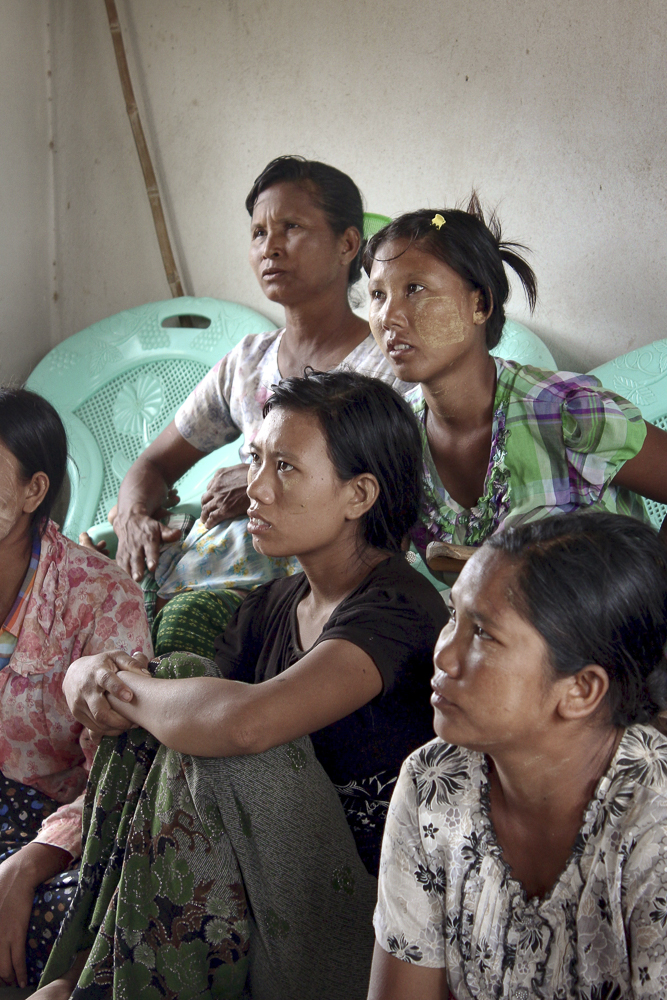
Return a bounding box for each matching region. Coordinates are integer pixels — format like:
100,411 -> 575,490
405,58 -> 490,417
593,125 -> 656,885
589,341 -> 667,529
26,297 -> 276,545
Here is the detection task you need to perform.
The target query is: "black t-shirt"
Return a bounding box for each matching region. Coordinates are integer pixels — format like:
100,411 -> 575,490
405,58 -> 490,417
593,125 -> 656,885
213,553 -> 449,787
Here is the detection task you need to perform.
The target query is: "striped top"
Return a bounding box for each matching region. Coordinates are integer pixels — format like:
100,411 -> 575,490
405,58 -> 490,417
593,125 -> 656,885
409,357 -> 648,554
0,531 -> 41,670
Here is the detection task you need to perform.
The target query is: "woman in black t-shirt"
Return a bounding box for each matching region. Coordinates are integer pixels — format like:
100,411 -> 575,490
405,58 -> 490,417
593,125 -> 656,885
35,371 -> 448,1000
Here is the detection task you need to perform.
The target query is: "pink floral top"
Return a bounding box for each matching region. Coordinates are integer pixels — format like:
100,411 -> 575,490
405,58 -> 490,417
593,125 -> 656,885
0,521 -> 152,857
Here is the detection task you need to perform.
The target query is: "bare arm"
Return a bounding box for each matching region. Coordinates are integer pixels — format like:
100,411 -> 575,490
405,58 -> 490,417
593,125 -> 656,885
114,420 -> 205,580
612,422 -> 667,504
64,641 -> 383,757
0,843 -> 71,988
367,942 -> 449,1000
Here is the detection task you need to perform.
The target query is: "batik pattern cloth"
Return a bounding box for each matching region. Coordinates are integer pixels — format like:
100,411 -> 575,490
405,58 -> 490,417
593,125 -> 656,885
0,772 -> 79,985
42,652 -> 377,1000
409,357 -> 648,555
375,724 -> 667,1000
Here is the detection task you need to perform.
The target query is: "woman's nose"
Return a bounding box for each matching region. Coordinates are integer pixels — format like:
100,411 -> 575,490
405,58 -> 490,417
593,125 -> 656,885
247,465 -> 274,505
433,624 -> 462,679
263,228 -> 284,259
380,294 -> 406,331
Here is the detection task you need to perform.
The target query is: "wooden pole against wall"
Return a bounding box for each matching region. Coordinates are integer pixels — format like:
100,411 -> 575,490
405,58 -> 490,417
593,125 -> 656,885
103,0 -> 186,298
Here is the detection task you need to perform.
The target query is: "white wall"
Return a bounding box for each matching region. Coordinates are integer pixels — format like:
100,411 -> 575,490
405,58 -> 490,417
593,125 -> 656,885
4,0 -> 667,377
0,1 -> 52,382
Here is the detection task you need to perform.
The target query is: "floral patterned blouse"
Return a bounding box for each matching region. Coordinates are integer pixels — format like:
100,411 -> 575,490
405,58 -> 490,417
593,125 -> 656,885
375,725 -> 667,1000
409,357 -> 648,555
0,520 -> 152,857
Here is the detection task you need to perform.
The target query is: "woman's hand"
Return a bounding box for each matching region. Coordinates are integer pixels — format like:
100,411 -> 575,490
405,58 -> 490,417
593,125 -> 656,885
114,506 -> 182,583
0,843 -> 71,989
200,464 -> 250,527
63,651 -> 152,736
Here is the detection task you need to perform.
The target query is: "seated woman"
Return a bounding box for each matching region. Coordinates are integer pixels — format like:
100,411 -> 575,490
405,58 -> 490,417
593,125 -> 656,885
363,200 -> 667,573
108,155 -> 410,657
34,371 -> 448,1000
0,387 -> 151,990
369,511 -> 667,1000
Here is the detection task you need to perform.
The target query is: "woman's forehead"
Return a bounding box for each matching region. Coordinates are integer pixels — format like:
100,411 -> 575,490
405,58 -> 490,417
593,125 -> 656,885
256,407 -> 327,454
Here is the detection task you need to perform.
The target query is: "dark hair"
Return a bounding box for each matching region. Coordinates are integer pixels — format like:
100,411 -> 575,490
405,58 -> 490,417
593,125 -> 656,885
486,512 -> 667,726
362,193 -> 537,349
0,386 -> 68,534
245,155 -> 365,286
262,370 -> 422,552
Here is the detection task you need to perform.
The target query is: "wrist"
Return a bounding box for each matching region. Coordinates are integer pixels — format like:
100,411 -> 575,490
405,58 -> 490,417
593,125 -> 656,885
5,841 -> 72,887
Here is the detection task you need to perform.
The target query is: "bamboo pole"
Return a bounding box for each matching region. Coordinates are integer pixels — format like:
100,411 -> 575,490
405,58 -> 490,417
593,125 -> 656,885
103,0 -> 186,298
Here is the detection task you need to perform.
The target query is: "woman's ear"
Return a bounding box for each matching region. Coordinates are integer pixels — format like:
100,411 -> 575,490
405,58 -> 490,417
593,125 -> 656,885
339,226 -> 362,268
556,665 -> 610,721
345,473 -> 380,522
22,471 -> 50,516
472,288 -> 493,325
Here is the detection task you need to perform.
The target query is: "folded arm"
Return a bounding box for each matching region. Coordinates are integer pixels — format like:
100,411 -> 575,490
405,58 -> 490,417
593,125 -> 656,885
64,641 -> 383,757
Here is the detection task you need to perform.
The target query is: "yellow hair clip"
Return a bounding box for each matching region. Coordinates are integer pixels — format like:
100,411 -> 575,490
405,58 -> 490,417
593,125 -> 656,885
431,214 -> 446,230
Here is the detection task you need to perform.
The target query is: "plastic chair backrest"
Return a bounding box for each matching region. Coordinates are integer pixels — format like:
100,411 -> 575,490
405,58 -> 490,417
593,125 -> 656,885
588,342 -> 667,529
491,319 -> 556,368
26,297 -> 276,542
363,213 -> 391,239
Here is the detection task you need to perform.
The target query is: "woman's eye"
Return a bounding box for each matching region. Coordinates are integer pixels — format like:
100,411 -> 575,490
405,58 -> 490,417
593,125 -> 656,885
252,227 -> 266,240
370,289 -> 384,301
407,282 -> 425,295
285,222 -> 300,230
249,452 -> 260,465
474,625 -> 493,640
277,461 -> 294,472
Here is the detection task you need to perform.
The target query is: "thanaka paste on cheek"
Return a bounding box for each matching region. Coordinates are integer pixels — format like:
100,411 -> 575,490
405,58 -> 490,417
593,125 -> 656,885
414,295 -> 467,347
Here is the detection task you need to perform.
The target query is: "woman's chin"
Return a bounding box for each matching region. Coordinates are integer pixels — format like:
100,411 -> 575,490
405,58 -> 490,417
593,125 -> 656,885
251,536 -> 291,560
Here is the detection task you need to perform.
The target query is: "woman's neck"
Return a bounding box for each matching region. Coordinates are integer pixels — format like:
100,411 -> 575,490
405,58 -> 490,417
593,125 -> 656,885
0,519 -> 34,624
279,291 -> 368,378
296,536 -> 389,651
490,723 -> 623,818
486,722 -> 624,898
422,345 -> 497,430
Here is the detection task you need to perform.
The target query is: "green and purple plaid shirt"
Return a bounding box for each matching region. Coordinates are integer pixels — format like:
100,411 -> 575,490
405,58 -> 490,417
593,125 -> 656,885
409,357 -> 647,554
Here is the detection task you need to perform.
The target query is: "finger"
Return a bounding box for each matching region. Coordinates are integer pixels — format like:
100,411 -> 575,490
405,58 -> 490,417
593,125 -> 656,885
10,936 -> 27,990
204,508 -> 224,528
88,729 -> 102,746
95,667 -> 135,702
120,652 -> 151,675
200,490 -> 213,507
159,525 -> 182,543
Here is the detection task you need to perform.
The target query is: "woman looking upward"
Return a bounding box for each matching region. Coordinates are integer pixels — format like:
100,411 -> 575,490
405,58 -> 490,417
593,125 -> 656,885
109,156 -> 411,656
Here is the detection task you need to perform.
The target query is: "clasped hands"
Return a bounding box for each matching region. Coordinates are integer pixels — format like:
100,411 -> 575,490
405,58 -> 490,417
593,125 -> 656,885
63,650 -> 153,741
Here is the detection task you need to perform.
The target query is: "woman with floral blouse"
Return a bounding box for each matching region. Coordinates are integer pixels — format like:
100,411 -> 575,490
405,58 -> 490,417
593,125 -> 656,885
370,511 -> 667,1000
0,387 -> 151,990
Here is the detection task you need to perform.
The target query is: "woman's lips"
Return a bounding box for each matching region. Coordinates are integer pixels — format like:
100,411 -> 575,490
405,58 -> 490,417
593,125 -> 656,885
247,511 -> 272,534
262,268 -> 287,281
386,340 -> 415,361
430,679 -> 458,711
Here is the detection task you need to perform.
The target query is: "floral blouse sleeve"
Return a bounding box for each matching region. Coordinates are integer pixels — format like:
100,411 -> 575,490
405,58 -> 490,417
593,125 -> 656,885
373,756 -> 448,968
